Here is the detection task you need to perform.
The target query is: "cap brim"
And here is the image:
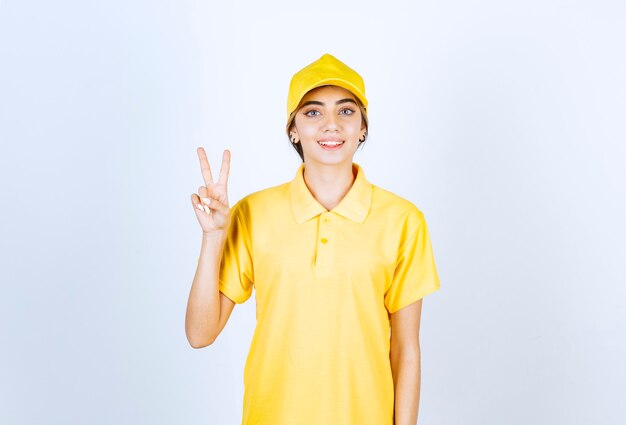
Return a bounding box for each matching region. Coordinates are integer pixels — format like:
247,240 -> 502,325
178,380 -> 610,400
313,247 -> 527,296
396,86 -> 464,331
287,77 -> 367,117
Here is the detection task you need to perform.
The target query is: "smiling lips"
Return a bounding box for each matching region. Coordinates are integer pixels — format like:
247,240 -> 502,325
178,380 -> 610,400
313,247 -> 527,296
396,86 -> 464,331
318,138 -> 344,148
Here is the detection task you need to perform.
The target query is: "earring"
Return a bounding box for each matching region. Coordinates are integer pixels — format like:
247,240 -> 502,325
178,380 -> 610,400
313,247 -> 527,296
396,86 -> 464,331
358,131 -> 368,143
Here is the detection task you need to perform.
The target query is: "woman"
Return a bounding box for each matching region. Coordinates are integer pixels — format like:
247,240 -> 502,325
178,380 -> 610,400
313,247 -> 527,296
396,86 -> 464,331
186,53 -> 441,425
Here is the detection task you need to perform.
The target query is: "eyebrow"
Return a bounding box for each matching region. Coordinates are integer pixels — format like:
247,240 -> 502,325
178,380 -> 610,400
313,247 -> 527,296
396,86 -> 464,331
300,98 -> 358,108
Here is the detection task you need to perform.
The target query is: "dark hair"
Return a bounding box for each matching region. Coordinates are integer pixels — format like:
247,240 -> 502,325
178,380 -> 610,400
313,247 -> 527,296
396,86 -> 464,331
286,96 -> 369,162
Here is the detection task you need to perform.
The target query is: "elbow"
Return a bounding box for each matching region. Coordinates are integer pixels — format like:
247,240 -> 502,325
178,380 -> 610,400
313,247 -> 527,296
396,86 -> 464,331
187,336 -> 213,349
186,329 -> 217,349
189,341 -> 210,349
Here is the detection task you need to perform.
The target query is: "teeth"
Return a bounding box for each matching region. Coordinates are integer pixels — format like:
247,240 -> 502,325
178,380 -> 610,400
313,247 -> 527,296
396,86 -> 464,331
318,141 -> 343,146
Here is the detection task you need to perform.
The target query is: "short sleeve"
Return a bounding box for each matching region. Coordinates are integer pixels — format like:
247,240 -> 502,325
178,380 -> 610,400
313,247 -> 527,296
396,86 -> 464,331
384,212 -> 441,314
218,202 -> 254,304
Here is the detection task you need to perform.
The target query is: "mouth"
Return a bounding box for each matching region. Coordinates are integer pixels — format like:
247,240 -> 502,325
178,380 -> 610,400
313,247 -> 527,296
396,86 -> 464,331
317,139 -> 344,150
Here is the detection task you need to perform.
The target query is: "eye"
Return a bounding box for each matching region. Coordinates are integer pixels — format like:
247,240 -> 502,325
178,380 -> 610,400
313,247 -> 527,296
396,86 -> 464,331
339,108 -> 355,115
304,110 -> 320,117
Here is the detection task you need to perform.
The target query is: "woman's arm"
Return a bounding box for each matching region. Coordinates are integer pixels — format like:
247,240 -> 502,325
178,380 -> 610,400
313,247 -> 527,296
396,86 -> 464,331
186,147 -> 236,348
389,298 -> 423,425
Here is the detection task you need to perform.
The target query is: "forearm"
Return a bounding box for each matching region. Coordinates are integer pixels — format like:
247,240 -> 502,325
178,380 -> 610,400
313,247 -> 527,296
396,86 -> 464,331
390,347 -> 421,425
185,232 -> 227,348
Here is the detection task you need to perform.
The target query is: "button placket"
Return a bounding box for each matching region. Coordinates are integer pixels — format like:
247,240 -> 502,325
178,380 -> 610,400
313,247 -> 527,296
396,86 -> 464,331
314,213 -> 335,278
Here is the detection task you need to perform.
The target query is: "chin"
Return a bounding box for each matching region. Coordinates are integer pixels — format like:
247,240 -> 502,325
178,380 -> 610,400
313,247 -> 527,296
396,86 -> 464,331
308,155 -> 354,166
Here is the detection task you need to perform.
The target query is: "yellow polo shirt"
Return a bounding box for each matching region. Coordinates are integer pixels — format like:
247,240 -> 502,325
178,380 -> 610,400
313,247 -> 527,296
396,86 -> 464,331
218,161 -> 440,425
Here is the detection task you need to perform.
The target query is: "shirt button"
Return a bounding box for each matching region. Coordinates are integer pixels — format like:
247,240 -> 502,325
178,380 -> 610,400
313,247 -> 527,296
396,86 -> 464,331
320,237 -> 328,244
323,217 -> 330,223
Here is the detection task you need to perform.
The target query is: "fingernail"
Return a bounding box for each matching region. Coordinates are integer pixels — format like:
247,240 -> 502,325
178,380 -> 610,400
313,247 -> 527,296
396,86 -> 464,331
201,197 -> 211,205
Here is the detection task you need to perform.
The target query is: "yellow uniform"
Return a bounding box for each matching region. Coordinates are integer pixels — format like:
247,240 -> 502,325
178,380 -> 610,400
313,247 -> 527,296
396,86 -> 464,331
219,161 -> 441,425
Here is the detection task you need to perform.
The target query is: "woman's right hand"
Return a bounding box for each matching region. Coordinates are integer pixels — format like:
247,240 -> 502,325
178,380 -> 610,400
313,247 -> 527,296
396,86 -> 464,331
191,147 -> 231,236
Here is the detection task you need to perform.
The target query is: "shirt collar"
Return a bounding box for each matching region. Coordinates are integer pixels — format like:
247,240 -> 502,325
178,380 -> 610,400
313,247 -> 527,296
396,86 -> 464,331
289,162 -> 373,224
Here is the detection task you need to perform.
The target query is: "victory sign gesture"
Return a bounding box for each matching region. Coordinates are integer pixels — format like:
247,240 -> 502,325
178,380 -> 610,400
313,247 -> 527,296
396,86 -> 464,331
191,147 -> 231,235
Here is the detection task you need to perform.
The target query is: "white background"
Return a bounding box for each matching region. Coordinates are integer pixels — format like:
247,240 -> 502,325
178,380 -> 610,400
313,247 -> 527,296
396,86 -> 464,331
1,0 -> 625,424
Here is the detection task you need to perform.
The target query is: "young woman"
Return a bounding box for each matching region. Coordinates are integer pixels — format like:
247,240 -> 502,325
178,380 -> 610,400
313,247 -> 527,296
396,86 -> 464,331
186,53 -> 441,425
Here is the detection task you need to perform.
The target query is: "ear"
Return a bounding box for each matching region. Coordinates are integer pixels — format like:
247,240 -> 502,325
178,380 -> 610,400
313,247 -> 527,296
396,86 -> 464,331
289,127 -> 300,144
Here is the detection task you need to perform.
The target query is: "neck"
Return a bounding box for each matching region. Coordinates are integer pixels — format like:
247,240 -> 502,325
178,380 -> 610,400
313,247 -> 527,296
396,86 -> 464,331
302,161 -> 357,211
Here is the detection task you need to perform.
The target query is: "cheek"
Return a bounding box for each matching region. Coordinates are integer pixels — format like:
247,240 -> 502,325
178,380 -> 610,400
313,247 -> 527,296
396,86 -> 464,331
344,120 -> 363,135
298,124 -> 319,139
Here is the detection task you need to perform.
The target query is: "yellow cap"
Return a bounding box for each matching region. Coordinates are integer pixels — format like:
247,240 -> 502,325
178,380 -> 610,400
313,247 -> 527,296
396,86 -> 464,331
286,53 -> 367,131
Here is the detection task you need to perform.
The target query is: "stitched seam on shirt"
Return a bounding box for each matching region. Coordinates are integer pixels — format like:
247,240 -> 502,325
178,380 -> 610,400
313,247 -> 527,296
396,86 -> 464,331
233,202 -> 255,284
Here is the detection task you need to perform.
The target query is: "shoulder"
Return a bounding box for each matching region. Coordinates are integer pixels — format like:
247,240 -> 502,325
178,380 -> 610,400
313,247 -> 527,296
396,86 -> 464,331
371,184 -> 426,232
230,181 -> 291,219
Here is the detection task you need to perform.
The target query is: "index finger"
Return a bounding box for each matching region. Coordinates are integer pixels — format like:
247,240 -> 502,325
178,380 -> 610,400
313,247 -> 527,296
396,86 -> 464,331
196,147 -> 214,187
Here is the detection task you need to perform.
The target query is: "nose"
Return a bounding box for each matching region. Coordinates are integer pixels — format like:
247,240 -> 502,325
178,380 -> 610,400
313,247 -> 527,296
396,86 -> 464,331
322,112 -> 339,132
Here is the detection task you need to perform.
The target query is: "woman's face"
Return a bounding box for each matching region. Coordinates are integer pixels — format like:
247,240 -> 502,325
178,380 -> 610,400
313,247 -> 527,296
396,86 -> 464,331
290,85 -> 366,167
